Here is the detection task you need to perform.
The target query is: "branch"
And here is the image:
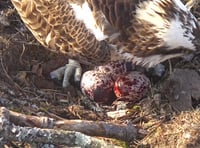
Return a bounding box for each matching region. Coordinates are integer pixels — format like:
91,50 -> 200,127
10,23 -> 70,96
0,114 -> 116,147
0,107 -> 146,142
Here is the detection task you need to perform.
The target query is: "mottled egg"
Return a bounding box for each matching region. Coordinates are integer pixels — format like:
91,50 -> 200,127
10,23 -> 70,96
80,61 -> 150,105
80,70 -> 116,105
114,71 -> 150,101
94,60 -> 133,79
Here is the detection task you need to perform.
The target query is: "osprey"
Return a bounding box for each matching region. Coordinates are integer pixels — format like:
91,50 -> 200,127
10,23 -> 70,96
11,0 -> 200,87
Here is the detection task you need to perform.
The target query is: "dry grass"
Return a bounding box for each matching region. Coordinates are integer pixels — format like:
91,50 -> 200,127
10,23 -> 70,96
0,0 -> 200,147
141,110 -> 200,147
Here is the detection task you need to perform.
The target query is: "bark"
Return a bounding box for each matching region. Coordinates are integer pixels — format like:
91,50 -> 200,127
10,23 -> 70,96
0,107 -> 146,144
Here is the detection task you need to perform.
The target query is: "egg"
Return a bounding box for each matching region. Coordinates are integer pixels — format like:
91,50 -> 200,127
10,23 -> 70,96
80,61 -> 150,105
80,70 -> 116,105
114,71 -> 150,101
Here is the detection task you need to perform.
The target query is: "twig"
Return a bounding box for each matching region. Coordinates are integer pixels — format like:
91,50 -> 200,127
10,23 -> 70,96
0,50 -> 24,92
0,107 -> 146,142
0,107 -> 117,147
19,44 -> 26,64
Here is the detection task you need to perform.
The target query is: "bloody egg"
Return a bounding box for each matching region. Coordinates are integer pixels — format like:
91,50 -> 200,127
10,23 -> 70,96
80,61 -> 150,105
114,71 -> 150,101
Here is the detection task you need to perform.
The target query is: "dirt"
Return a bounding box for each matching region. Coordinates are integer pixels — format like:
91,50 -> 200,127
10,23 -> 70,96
0,0 -> 200,147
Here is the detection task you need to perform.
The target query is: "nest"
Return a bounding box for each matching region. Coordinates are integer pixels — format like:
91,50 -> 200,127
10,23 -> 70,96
0,0 -> 200,147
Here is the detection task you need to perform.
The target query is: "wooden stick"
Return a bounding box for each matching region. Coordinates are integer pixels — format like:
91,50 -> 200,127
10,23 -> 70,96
0,110 -> 117,147
0,107 -> 146,142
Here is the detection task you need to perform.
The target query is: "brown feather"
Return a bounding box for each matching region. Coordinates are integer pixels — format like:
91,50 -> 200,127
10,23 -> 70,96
11,0 -> 200,68
11,0 -> 111,66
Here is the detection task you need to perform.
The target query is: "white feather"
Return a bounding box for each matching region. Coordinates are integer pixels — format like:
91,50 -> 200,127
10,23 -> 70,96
164,18 -> 195,50
70,2 -> 107,41
136,0 -> 196,51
